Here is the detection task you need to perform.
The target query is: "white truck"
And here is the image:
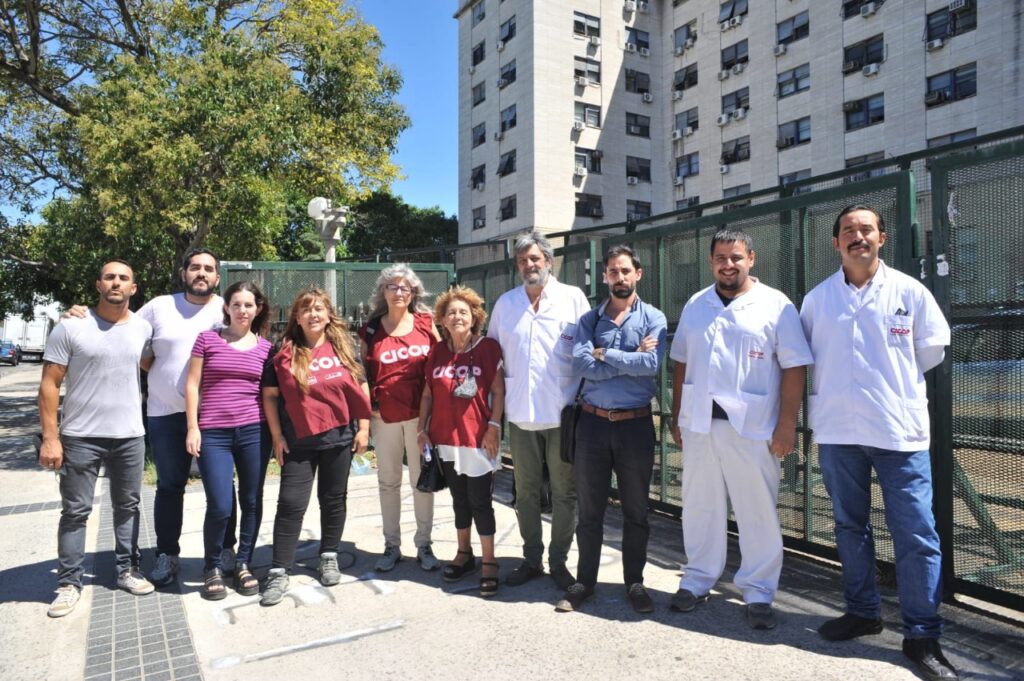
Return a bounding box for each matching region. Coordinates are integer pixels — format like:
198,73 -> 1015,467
1,302 -> 60,362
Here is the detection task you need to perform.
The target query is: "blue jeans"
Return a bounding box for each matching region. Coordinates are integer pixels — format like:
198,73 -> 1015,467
196,423 -> 270,571
819,444 -> 944,638
149,412 -> 236,557
58,436 -> 145,587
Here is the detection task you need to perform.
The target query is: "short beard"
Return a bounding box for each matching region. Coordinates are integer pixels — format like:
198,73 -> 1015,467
186,281 -> 214,298
522,268 -> 550,287
611,284 -> 634,299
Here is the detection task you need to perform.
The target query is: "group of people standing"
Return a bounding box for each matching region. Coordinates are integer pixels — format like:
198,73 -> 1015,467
37,203 -> 956,681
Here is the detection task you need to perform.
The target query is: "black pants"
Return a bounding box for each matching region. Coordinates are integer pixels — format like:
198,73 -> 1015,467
573,411 -> 655,587
271,441 -> 353,571
443,461 -> 496,536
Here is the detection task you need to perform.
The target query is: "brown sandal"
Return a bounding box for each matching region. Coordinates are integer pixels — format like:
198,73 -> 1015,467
233,564 -> 259,596
202,568 -> 227,600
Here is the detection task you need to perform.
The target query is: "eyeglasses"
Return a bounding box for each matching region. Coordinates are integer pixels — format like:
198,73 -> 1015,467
385,284 -> 412,295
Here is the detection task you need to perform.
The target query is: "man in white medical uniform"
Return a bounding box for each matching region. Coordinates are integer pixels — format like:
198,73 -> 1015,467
801,205 -> 955,681
669,229 -> 812,630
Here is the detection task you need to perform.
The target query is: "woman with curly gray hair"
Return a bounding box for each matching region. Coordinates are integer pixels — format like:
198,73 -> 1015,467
358,264 -> 442,572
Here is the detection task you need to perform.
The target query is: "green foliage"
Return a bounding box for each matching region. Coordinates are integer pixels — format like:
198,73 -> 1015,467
346,191 -> 458,259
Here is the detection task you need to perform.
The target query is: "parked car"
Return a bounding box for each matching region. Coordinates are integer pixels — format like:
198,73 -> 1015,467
0,341 -> 21,366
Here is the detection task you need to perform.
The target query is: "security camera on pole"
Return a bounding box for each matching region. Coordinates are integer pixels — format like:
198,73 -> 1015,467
307,197 -> 350,307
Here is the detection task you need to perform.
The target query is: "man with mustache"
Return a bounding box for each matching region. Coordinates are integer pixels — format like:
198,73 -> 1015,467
801,206 -> 956,681
556,245 -> 666,614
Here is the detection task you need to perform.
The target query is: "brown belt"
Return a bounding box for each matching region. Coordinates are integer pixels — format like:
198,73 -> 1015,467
581,402 -> 652,422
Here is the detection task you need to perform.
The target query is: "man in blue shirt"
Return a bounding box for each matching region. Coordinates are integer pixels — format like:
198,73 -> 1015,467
556,245 -> 667,614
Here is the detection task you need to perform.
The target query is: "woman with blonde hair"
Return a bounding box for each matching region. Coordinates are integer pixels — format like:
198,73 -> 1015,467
417,286 -> 505,597
260,288 -> 372,606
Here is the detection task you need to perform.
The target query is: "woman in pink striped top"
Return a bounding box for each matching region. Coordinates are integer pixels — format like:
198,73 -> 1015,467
185,281 -> 273,600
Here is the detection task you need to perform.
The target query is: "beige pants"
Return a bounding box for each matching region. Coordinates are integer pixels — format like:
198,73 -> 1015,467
372,416 -> 434,548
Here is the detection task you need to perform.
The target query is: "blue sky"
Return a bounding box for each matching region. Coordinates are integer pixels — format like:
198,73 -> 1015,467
355,1 -> 459,216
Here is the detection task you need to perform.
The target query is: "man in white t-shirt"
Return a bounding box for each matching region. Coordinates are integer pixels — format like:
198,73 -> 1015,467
669,230 -> 812,630
801,205 -> 955,681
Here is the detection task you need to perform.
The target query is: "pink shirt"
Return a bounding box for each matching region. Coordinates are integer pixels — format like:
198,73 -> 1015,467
191,330 -> 272,429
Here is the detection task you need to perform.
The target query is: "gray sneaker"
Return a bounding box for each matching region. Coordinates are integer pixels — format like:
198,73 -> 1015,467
319,552 -> 341,586
669,588 -> 709,613
416,545 -> 440,571
47,585 -> 81,618
261,568 -> 290,607
150,553 -> 179,587
746,602 -> 777,630
117,569 -> 155,596
374,545 -> 402,572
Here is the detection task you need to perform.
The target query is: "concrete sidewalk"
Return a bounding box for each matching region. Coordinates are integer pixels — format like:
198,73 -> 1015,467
2,362 -> 1022,681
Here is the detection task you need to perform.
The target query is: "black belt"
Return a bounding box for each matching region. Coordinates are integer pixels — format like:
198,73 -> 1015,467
581,403 -> 652,422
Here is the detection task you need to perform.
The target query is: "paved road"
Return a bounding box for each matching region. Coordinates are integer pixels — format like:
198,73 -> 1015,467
2,362 -> 1022,681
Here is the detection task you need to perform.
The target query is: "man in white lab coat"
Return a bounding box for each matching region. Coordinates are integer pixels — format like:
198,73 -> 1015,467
669,229 -> 812,630
801,205 -> 956,681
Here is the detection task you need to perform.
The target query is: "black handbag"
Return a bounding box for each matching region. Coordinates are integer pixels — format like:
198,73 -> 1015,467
559,379 -> 585,464
416,445 -> 447,493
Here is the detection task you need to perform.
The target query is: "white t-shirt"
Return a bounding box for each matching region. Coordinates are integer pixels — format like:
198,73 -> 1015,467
136,293 -> 223,416
800,261 -> 950,451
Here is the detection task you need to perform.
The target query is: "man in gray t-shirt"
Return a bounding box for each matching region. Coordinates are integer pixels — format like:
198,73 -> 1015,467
39,260 -> 155,618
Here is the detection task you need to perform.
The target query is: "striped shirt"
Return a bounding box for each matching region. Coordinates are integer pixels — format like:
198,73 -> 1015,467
191,330 -> 272,429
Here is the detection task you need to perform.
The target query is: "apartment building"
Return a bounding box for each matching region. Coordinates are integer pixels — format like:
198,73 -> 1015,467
455,0 -> 1024,243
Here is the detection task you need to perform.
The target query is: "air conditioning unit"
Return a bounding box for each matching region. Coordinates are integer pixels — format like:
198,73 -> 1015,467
949,0 -> 970,13
926,38 -> 945,51
474,182 -> 485,191
685,37 -> 696,49
776,137 -> 795,149
862,63 -> 880,77
924,90 -> 947,106
718,69 -> 731,81
684,125 -> 695,136
719,164 -> 730,174
674,45 -> 685,56
473,218 -> 485,228
590,207 -> 604,218
732,107 -> 747,120
674,175 -> 686,187
730,15 -> 743,27
574,165 -> 588,177
672,128 -> 683,140
625,42 -> 637,52
497,40 -> 505,52
673,90 -> 684,101
642,92 -> 654,103
842,100 -> 861,112
720,20 -> 731,32
573,120 -> 586,131
717,113 -> 731,126
497,78 -> 508,88
590,36 -> 601,47
575,75 -> 588,86
627,176 -> 640,185
627,212 -> 641,221
841,60 -> 862,74
774,43 -> 787,57
639,46 -> 650,57
638,1 -> 649,13
494,131 -> 505,141
860,2 -> 878,17
624,0 -> 637,12
731,62 -> 746,75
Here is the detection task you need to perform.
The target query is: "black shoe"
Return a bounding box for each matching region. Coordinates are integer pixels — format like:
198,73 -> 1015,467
442,551 -> 478,582
818,613 -> 884,641
555,583 -> 594,612
669,588 -> 709,613
746,602 -> 777,630
550,565 -> 575,591
902,638 -> 959,681
627,583 -> 654,614
505,560 -> 544,587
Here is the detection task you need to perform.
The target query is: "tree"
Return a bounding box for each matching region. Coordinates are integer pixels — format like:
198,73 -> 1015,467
0,0 -> 408,308
345,191 -> 458,259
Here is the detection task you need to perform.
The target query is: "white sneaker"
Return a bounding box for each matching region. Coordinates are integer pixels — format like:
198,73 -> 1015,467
47,585 -> 81,618
117,569 -> 155,595
374,545 -> 402,572
416,544 -> 440,571
150,554 -> 179,587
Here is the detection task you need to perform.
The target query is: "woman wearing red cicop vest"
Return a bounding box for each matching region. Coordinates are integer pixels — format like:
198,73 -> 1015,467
358,264 -> 442,573
416,285 -> 505,598
260,288 -> 372,607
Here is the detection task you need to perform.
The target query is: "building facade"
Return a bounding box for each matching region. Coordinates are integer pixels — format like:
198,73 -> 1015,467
455,0 -> 1024,243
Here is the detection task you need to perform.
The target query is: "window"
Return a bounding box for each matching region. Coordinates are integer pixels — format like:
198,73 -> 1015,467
844,94 -> 884,131
777,11 -> 809,45
777,63 -> 810,98
718,0 -> 748,23
472,206 -> 486,230
845,151 -> 886,182
780,169 -> 812,193
674,21 -> 697,49
625,69 -> 651,94
627,201 -> 652,220
720,136 -> 750,164
843,35 -> 884,70
626,156 -> 652,183
842,0 -> 883,19
499,15 -> 517,42
777,117 -> 811,149
927,128 -> 976,148
927,5 -> 976,41
575,193 -> 604,218
574,57 -> 601,84
573,11 -> 600,38
575,147 -> 602,174
472,82 -> 485,106
471,1 -> 485,26
472,41 -> 485,66
499,60 -> 516,86
927,63 -> 977,106
470,164 -> 486,187
497,149 -> 516,176
500,104 -> 517,132
471,123 -> 486,147
676,152 -> 699,178
676,197 -> 702,217
721,87 -> 749,115
721,40 -> 748,70
723,184 -> 751,211
626,28 -> 650,51
675,107 -> 698,132
626,112 -> 651,138
499,194 -> 516,221
574,102 -> 601,127
673,63 -> 699,92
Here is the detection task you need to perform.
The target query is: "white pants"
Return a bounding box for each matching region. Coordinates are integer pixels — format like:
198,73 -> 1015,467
680,419 -> 783,604
372,416 -> 434,549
